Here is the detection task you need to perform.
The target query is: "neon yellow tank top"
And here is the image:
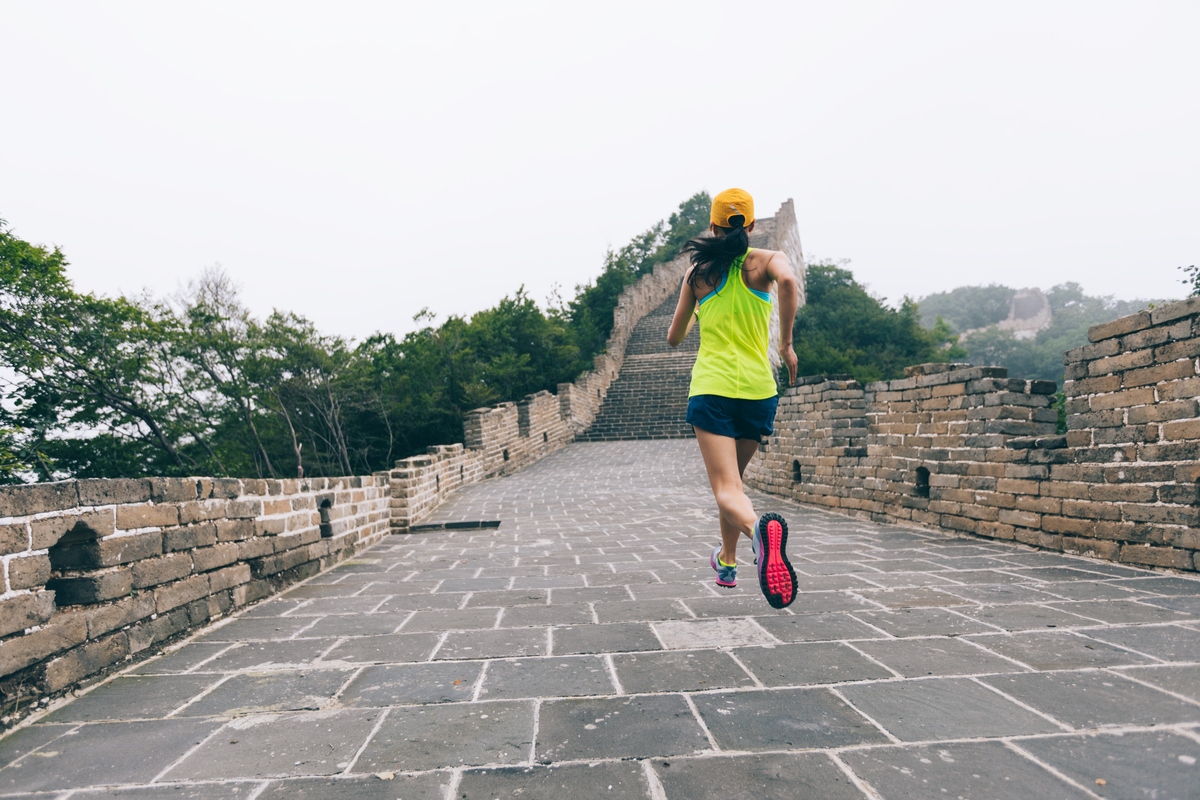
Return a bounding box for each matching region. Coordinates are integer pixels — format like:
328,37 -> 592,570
688,249 -> 777,400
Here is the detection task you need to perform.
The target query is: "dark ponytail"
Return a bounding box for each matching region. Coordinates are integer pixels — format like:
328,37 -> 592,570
681,217 -> 750,293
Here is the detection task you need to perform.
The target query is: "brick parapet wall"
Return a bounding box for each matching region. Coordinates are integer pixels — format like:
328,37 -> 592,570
0,474 -> 389,720
746,296 -> 1200,574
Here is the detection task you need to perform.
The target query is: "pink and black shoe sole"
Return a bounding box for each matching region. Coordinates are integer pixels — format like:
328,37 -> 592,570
756,513 -> 797,609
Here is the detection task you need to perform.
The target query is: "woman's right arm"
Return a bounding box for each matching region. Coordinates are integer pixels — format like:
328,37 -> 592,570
666,269 -> 698,348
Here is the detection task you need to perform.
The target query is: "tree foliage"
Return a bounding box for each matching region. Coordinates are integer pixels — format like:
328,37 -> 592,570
791,262 -> 964,383
921,282 -> 1167,384
0,195 -> 708,483
917,284 -> 1015,331
567,192 -> 709,369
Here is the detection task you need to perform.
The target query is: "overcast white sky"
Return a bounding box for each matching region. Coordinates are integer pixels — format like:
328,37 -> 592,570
2,1 -> 1197,340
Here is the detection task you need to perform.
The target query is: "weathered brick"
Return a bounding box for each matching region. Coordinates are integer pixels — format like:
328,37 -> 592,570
46,569 -> 133,605
1061,500 -> 1122,521
154,574 -> 210,614
56,531 -> 164,570
217,519 -> 256,542
1089,387 -> 1155,412
149,478 -> 202,503
1118,543 -> 1192,569
1064,374 -> 1122,397
998,509 -> 1041,528
1089,484 -> 1157,503
208,564 -> 251,592
1064,339 -> 1121,364
82,593 -> 156,638
1159,378 -> 1200,401
0,523 -> 28,556
0,481 -> 79,518
236,538 -> 275,560
1155,338 -> 1200,362
7,554 -> 51,590
0,614 -> 87,678
1124,360 -> 1195,389
1159,483 -> 1199,505
1061,537 -> 1120,561
0,591 -> 56,638
115,504 -> 181,530
1149,296 -> 1200,326
1163,418 -> 1200,441
191,543 -> 239,573
131,553 -> 194,589
1123,503 -> 1199,526
29,510 -> 116,551
1088,311 -> 1152,343
1128,399 -> 1198,424
42,631 -> 130,693
76,478 -> 151,506
1088,349 -> 1154,377
1041,515 -> 1096,536
162,522 -> 219,552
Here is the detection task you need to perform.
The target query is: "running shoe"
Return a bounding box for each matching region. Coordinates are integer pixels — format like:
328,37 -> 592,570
752,513 -> 797,609
710,546 -> 737,588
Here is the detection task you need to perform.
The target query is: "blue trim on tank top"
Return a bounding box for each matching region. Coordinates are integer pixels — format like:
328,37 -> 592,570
697,272 -> 728,306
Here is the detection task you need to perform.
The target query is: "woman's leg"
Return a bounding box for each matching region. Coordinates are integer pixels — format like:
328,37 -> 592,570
696,428 -> 759,564
715,438 -> 762,563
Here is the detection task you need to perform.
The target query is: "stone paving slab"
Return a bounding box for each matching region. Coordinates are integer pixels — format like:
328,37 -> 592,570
3,441 -> 1200,798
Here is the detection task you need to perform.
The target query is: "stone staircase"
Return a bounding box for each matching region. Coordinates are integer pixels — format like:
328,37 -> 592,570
578,295 -> 699,441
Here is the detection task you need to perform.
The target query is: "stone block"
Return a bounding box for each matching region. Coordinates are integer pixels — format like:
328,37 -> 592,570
216,519 -> 256,542
149,478 -> 201,503
76,478 -> 151,506
0,591 -> 56,638
163,522 -> 218,551
46,569 -> 134,605
1119,544 -> 1193,569
154,574 -> 210,613
0,481 -> 79,518
0,522 -> 29,556
83,593 -> 156,638
1061,536 -> 1120,560
131,553 -> 194,589
212,478 -> 242,498
1150,295 -> 1200,325
8,553 -> 51,590
42,631 -> 130,692
1129,399 -> 1198,424
1088,311 -> 1152,343
115,504 -> 181,530
1124,360 -> 1195,389
208,564 -> 251,592
1089,387 -> 1155,411
52,531 -> 163,570
0,614 -> 87,678
1163,418 -> 1200,441
191,542 -> 239,573
30,510 -> 115,550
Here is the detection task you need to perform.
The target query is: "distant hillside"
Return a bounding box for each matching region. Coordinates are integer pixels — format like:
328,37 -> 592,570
917,283 -> 1169,383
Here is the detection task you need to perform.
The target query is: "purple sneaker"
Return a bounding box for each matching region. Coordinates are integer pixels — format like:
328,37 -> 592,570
710,546 -> 737,588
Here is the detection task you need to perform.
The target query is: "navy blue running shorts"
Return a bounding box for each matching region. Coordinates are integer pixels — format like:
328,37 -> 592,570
686,394 -> 779,442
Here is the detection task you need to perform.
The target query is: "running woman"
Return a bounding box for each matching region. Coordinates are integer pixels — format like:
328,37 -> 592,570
667,188 -> 800,609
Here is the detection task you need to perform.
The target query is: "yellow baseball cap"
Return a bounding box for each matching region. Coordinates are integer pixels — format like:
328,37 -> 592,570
711,188 -> 755,228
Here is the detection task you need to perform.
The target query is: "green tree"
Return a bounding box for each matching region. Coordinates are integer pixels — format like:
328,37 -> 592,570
917,284 -> 1015,331
792,262 -> 964,383
568,192 -> 710,370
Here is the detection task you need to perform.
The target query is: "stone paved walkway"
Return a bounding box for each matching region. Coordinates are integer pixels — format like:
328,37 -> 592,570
3,441 -> 1200,799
